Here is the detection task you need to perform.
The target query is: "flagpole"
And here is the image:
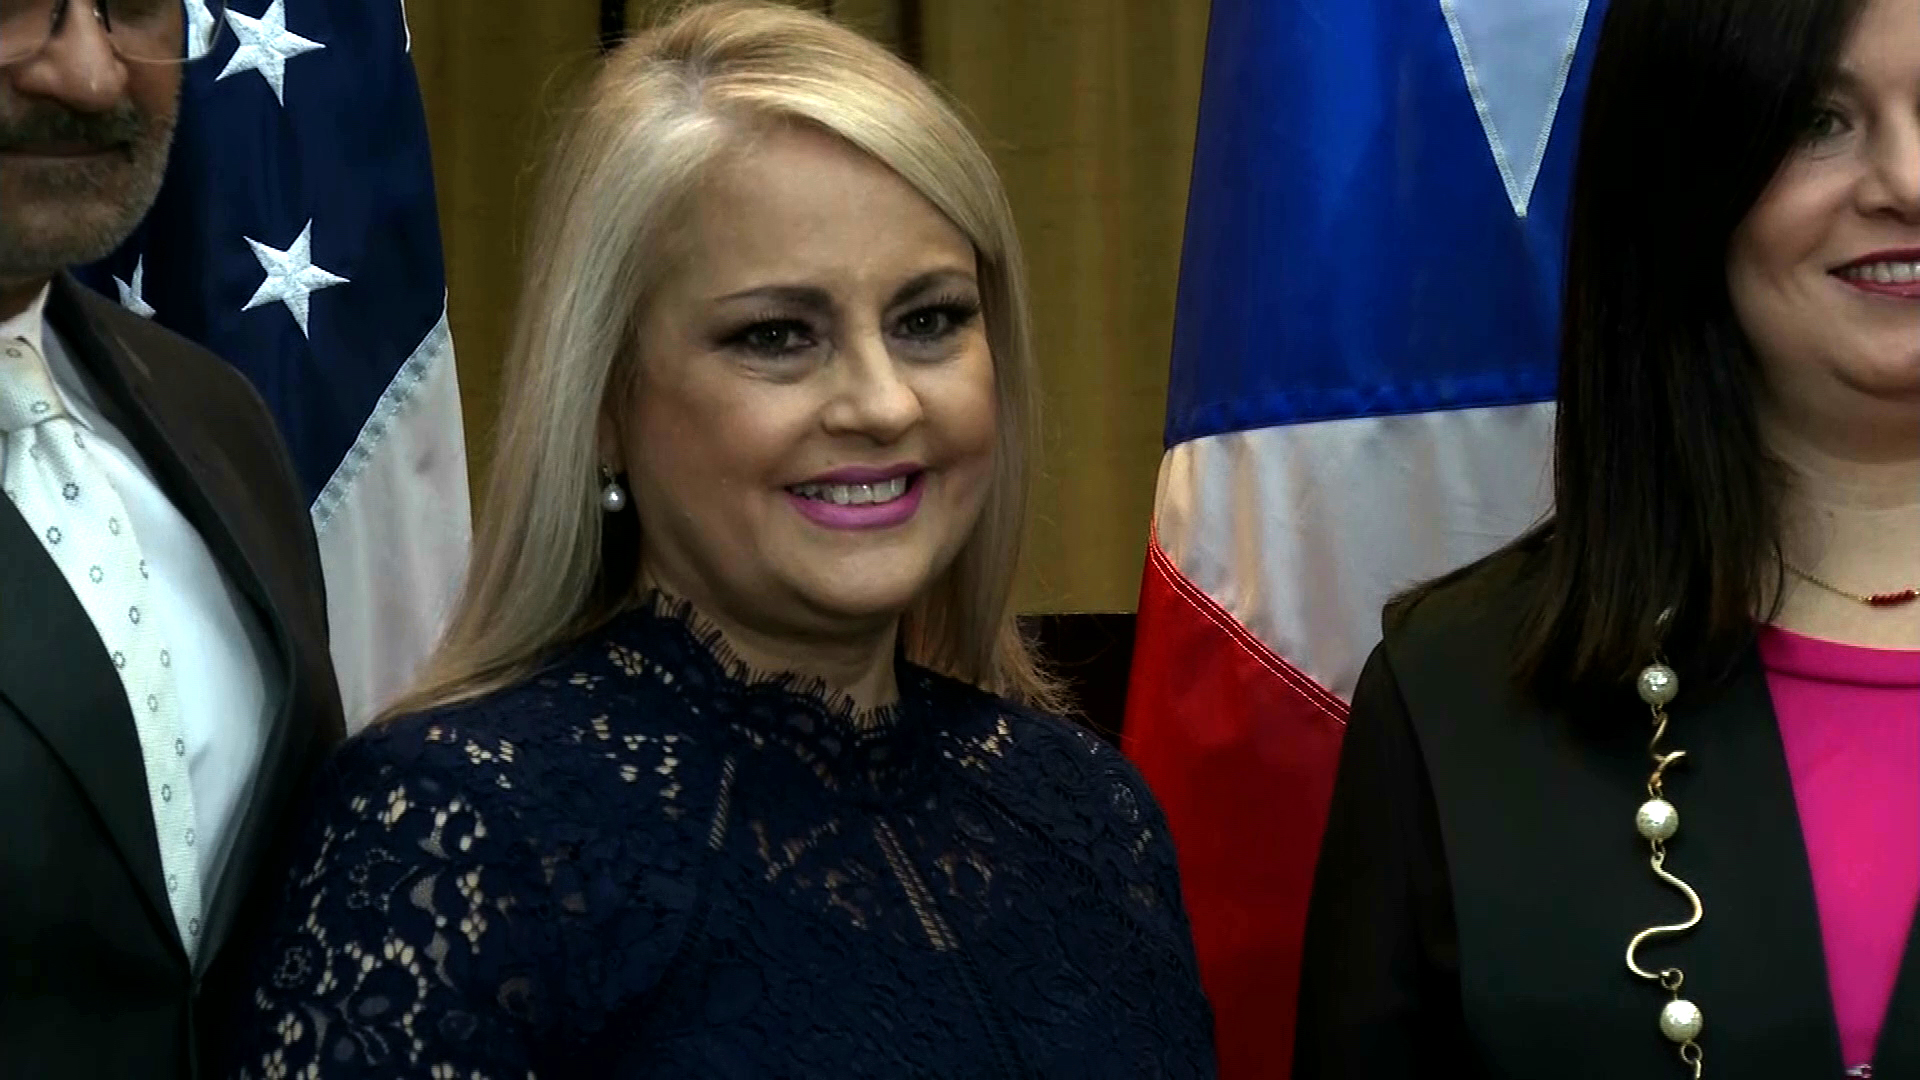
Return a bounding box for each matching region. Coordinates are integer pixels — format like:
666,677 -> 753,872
887,0 -> 923,70
599,0 -> 625,53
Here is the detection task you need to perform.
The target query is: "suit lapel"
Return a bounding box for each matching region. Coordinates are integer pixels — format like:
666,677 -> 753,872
1687,650 -> 1920,1075
47,279 -> 281,628
1398,557 -> 1904,1073
1872,907 -> 1920,1071
46,278 -> 304,973
1410,620 -> 1845,1072
1667,649 -> 1845,1074
0,495 -> 180,952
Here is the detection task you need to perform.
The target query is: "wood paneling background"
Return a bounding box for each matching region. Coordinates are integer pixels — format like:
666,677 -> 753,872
408,0 -> 1211,613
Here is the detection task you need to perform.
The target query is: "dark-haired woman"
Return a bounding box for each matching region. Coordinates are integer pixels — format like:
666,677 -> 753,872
1293,0 -> 1920,1076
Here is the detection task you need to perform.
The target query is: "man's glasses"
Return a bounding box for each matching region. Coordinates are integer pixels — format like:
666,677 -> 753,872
0,0 -> 228,67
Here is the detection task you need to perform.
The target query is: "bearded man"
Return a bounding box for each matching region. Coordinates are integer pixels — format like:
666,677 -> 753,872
0,3 -> 344,1075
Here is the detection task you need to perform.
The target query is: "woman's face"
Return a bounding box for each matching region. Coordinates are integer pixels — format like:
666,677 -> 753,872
1727,0 -> 1920,453
609,123 -> 998,645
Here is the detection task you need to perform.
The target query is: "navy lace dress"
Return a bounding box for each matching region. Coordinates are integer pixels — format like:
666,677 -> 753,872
227,600 -> 1217,1078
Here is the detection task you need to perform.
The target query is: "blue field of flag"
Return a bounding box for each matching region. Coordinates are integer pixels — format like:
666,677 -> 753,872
1165,0 -> 1610,447
77,0 -> 446,504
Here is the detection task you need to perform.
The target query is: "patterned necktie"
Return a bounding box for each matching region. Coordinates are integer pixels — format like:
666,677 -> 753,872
0,335 -> 204,957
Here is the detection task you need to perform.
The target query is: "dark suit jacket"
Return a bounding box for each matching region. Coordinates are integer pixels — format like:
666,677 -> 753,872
0,276 -> 345,1079
1294,544 -> 1920,1078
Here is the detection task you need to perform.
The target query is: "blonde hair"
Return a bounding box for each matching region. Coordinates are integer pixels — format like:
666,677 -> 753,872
385,0 -> 1059,720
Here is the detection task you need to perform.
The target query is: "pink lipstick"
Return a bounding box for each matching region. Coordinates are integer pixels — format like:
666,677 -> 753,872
785,465 -> 925,530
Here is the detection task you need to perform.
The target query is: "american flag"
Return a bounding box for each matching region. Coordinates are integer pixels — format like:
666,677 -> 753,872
1122,0 -> 1604,1073
78,0 -> 469,731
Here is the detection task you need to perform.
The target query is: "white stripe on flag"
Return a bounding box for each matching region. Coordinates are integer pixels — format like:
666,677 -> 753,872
1153,402 -> 1555,702
314,303 -> 470,731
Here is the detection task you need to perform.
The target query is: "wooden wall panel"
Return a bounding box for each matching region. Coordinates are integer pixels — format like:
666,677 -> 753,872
919,0 -> 1210,611
408,0 -> 603,492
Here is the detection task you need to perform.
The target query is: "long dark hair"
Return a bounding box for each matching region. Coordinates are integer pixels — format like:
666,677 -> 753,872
1398,0 -> 1869,704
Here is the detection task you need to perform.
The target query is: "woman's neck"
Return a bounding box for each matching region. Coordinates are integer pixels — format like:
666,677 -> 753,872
1767,415 -> 1920,649
639,572 -> 902,709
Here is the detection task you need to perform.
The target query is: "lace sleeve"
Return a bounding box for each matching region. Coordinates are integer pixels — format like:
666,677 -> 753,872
230,721 -> 570,1080
1090,728 -> 1206,954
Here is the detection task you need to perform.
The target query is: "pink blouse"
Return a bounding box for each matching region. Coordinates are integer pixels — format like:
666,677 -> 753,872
1761,626 -> 1920,1070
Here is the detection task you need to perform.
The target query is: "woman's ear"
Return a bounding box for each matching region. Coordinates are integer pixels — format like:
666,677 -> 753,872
596,416 -> 623,472
596,365 -> 630,470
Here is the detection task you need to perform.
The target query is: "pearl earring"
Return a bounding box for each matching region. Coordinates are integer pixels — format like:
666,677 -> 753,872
599,465 -> 627,514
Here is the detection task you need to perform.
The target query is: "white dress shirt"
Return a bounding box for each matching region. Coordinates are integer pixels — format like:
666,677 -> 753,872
0,285 -> 279,903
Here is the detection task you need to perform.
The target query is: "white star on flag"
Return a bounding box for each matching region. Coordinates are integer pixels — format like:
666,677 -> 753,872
242,222 -> 349,338
218,0 -> 325,106
114,256 -> 157,319
184,0 -> 220,61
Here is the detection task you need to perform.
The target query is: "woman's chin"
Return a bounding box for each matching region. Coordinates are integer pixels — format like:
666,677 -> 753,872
782,567 -> 939,629
1839,355 -> 1920,406
800,586 -> 925,627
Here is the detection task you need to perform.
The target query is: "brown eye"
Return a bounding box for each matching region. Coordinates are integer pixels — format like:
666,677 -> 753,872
1802,106 -> 1851,144
900,309 -> 951,338
728,320 -> 814,356
895,301 -> 979,342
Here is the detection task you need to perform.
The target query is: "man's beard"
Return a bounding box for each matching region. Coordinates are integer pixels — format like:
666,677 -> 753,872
0,96 -> 177,283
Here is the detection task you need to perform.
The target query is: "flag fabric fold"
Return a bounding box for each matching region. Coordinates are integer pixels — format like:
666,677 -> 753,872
1123,0 -> 1610,1072
80,0 -> 468,730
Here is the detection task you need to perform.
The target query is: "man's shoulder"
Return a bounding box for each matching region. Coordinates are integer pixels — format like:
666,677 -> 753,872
58,278 -> 297,500
63,280 -> 262,405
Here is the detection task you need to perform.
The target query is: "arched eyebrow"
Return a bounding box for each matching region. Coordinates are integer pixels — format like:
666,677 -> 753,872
711,284 -> 833,312
1824,65 -> 1868,97
711,268 -> 977,312
889,268 -> 978,307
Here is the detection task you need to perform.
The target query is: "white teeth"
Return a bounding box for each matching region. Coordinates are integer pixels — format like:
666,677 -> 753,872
1845,260 -> 1920,284
789,475 -> 911,506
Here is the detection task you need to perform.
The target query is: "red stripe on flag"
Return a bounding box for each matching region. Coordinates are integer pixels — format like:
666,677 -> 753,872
1124,533 -> 1348,1078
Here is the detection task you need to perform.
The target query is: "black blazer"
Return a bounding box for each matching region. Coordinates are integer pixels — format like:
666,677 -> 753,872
0,277 -> 345,1079
1294,545 -> 1920,1078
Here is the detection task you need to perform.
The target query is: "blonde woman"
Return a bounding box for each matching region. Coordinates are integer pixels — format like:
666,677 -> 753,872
225,3 -> 1215,1077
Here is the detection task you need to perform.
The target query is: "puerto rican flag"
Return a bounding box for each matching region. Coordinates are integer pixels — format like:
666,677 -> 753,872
79,0 -> 467,731
1122,0 -> 1607,1072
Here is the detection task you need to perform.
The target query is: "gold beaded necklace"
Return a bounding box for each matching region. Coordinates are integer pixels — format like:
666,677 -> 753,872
1624,653 -> 1706,1076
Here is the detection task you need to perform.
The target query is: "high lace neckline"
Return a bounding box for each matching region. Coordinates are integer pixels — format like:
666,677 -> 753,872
597,592 -> 935,796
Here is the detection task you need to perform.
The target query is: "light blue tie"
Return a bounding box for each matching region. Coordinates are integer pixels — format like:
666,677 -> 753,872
0,335 -> 205,956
